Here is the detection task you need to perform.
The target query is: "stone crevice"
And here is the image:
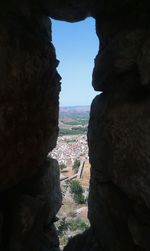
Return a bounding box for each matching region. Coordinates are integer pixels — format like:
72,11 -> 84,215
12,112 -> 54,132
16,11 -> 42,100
0,1 -> 150,250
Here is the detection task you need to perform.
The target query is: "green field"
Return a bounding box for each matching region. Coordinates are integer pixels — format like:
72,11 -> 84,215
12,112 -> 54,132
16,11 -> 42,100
59,106 -> 90,136
62,119 -> 89,126
59,127 -> 87,136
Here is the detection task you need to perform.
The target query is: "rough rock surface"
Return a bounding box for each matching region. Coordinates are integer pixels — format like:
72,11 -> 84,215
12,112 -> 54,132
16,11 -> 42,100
0,158 -> 62,251
0,212 -> 2,249
0,12 -> 60,191
86,2 -> 150,249
87,91 -> 150,251
0,0 -> 150,251
64,228 -> 102,251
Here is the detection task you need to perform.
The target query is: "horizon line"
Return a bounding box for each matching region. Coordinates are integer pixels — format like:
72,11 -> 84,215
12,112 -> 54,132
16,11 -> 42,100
60,104 -> 90,107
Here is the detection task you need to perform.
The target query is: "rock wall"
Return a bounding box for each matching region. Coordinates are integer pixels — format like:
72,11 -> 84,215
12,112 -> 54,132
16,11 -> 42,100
0,3 -> 62,250
87,3 -> 150,250
0,7 -> 61,191
0,158 -> 62,251
0,0 -> 150,250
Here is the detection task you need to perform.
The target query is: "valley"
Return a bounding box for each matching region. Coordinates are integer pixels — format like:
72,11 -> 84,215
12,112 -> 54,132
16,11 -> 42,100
50,106 -> 91,249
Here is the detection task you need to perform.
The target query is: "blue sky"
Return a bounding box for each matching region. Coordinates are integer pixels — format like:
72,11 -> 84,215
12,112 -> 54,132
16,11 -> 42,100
52,17 -> 99,107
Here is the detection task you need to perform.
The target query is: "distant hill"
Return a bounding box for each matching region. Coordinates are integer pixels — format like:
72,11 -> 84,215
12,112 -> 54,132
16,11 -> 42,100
59,106 -> 90,136
59,106 -> 90,121
60,106 -> 90,113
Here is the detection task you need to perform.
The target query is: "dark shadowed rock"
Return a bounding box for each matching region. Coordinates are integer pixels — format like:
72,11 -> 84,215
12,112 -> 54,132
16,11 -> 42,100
88,89 -> 150,250
0,158 -> 62,251
0,14 -> 60,191
0,212 -> 2,249
92,30 -> 145,91
0,0 -> 150,251
64,228 -> 102,251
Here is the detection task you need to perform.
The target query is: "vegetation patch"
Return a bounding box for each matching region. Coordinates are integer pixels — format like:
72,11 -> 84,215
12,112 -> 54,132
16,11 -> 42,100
70,180 -> 86,204
59,162 -> 67,170
63,119 -> 89,126
72,159 -> 80,173
56,217 -> 90,247
59,127 -> 87,136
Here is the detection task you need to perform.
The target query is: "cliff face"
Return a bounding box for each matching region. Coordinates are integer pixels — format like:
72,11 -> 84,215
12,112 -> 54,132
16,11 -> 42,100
0,5 -> 62,250
0,11 -> 60,190
0,0 -> 150,250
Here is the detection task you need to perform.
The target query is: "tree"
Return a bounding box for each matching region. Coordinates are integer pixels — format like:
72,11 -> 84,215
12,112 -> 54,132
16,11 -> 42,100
59,162 -> 66,170
72,159 -> 80,173
70,180 -> 85,204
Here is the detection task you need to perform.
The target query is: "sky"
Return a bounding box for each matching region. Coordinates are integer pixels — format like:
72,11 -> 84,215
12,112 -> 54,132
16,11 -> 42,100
52,17 -> 99,107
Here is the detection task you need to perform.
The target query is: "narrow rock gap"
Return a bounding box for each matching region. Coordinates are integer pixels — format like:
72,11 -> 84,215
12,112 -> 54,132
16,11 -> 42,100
0,2 -> 148,250
50,17 -> 99,250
